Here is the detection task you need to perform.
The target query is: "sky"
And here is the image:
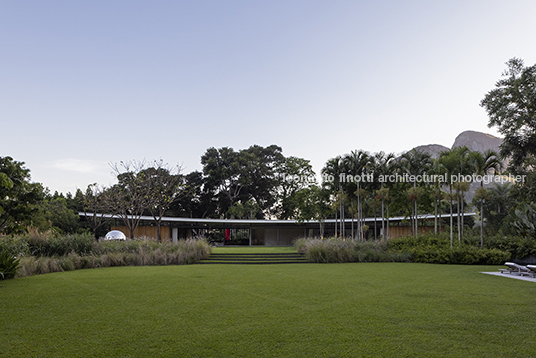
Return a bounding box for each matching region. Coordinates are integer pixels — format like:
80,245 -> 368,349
2,0 -> 536,195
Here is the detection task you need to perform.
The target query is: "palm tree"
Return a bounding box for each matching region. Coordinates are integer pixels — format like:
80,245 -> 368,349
438,149 -> 460,248
370,152 -> 395,239
399,149 -> 433,237
322,156 -> 344,237
429,160 -> 445,234
453,181 -> 470,241
469,150 -> 501,248
343,150 -> 370,240
455,147 -> 472,238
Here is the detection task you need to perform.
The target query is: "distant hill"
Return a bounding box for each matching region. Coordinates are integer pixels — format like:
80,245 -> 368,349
412,144 -> 449,159
409,130 -> 503,158
451,130 -> 502,153
408,130 -> 504,203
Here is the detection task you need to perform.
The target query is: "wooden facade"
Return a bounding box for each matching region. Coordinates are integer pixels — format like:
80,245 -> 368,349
111,226 -> 171,242
89,212 -> 473,246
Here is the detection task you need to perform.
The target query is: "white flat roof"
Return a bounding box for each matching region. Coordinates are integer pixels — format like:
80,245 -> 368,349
79,212 -> 475,226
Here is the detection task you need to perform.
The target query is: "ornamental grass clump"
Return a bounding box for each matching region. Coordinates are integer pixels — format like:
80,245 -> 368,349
10,236 -> 211,278
24,229 -> 95,257
295,238 -> 357,263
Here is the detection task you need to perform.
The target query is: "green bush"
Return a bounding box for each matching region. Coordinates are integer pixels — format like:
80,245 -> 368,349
389,233 -> 511,265
404,246 -> 509,265
0,235 -> 30,257
0,249 -> 21,279
295,238 -> 411,263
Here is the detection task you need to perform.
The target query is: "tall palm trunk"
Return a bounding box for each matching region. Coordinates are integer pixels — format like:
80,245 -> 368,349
334,209 -> 338,238
373,207 -> 377,240
414,182 -> 417,237
386,204 -> 390,239
434,198 -> 438,234
357,182 -> 361,240
480,182 -> 484,249
381,199 -> 385,238
449,186 -> 454,248
457,195 -> 461,243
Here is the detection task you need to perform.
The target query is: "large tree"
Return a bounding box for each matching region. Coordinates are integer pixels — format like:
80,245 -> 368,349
0,156 -> 44,234
276,156 -> 316,219
201,147 -> 245,218
79,183 -> 110,239
482,58 -> 536,173
295,185 -> 332,238
105,161 -> 154,240
201,145 -> 286,218
141,161 -> 186,242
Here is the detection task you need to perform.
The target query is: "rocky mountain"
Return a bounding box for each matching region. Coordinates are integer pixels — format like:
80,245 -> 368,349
409,130 -> 505,203
451,130 -> 502,153
412,144 -> 449,159
410,130 -> 503,158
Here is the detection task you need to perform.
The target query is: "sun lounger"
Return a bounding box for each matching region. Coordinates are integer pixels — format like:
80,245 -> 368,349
500,262 -> 530,275
521,265 -> 536,278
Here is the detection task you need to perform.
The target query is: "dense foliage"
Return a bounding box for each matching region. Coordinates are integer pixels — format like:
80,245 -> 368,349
0,249 -> 20,279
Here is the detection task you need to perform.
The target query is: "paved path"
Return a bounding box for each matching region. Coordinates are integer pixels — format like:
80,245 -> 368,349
482,271 -> 536,283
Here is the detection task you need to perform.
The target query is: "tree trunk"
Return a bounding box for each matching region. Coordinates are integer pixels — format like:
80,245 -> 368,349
374,208 -> 377,240
334,209 -> 338,238
414,182 -> 418,237
457,195 -> 461,243
386,204 -> 390,239
156,220 -> 162,243
449,186 -> 453,248
381,199 -> 385,239
480,182 -> 484,249
434,198 -> 438,234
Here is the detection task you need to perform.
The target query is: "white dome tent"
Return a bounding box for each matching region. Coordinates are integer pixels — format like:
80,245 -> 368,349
104,230 -> 127,241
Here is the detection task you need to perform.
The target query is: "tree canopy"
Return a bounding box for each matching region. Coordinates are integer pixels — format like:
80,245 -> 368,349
0,156 -> 44,235
482,58 -> 536,172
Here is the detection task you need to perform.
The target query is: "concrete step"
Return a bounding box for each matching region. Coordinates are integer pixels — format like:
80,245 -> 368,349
198,252 -> 309,265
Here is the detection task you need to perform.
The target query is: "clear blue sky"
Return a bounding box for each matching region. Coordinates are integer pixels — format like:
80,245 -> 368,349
2,0 -> 536,194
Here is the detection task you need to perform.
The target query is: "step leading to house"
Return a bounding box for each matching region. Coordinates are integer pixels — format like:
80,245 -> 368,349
198,253 -> 309,265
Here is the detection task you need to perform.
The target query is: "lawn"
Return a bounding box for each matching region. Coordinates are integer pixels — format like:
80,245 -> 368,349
2,262 -> 536,357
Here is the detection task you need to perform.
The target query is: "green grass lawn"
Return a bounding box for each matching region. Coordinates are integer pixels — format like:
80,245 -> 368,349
2,262 -> 536,357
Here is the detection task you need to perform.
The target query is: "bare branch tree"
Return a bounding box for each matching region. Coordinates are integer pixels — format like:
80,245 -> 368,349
107,160 -> 154,240
143,160 -> 186,242
80,183 -> 109,240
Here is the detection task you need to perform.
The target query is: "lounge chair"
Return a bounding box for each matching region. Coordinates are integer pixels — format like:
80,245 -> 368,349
500,262 -> 530,275
522,265 -> 536,278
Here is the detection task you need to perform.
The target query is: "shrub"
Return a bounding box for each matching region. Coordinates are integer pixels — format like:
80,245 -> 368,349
389,233 -> 511,265
295,238 -> 411,263
0,235 -> 30,257
0,249 -> 21,279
